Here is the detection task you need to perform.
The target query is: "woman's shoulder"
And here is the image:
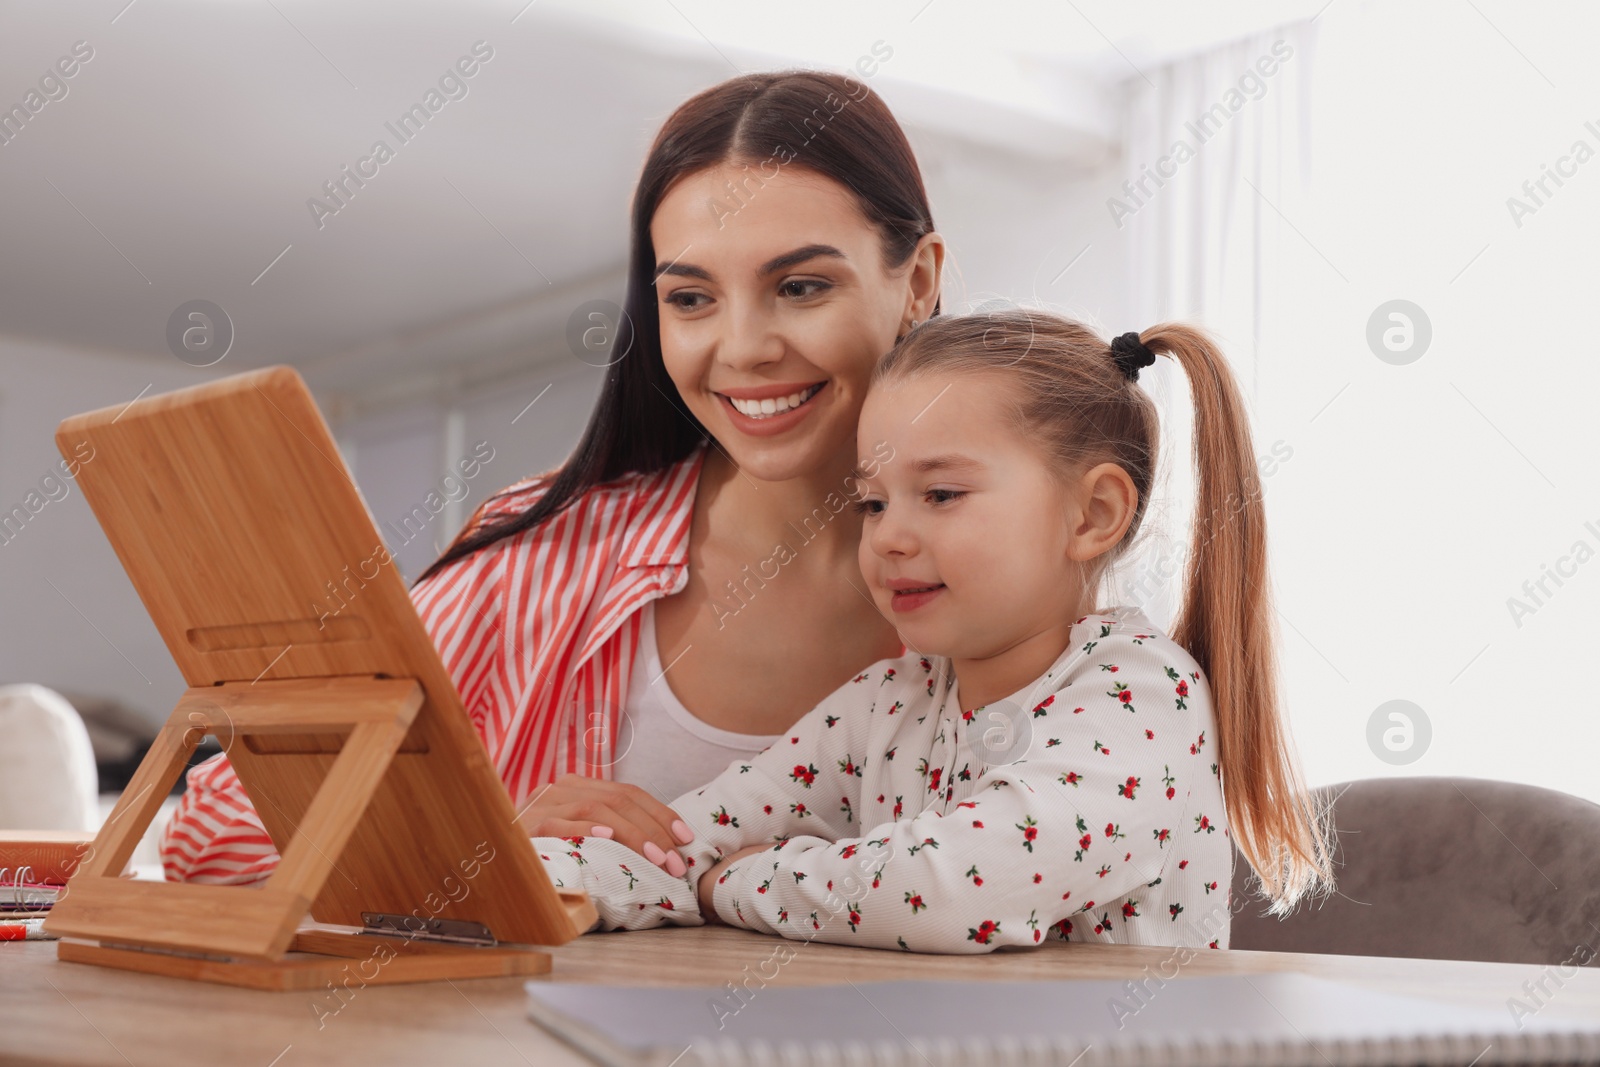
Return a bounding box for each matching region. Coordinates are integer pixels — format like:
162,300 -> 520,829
468,442 -> 708,547
411,444 -> 707,606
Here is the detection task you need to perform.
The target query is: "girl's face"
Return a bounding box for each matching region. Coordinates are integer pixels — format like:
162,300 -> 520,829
651,162 -> 928,482
853,371 -> 1088,660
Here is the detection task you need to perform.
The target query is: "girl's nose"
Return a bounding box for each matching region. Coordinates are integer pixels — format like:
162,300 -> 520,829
868,505 -> 917,559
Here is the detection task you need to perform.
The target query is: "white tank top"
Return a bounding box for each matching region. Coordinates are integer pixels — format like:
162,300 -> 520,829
609,598 -> 783,804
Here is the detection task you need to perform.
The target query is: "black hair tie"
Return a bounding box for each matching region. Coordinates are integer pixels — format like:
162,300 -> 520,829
1109,331 -> 1157,382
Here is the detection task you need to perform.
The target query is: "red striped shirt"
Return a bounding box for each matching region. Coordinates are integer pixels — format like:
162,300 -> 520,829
159,442 -> 710,884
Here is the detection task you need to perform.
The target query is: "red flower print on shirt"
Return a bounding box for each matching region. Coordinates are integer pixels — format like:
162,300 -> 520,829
1165,665 -> 1190,710
711,805 -> 739,827
1060,771 -> 1081,787
1107,681 -> 1136,712
966,864 -> 983,886
1016,814 -> 1039,852
1118,776 -> 1141,800
967,919 -> 1001,945
906,891 -> 926,914
1193,813 -> 1215,834
1032,695 -> 1055,717
791,763 -> 818,787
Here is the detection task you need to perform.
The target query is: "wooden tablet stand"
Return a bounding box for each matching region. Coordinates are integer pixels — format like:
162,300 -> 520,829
44,368 -> 598,990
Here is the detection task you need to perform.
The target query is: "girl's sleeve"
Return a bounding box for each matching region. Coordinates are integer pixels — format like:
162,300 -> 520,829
526,662 -> 895,931
531,835 -> 707,931
708,633 -> 1211,953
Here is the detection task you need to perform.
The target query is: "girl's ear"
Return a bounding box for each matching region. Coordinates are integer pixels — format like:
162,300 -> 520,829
1065,462 -> 1138,562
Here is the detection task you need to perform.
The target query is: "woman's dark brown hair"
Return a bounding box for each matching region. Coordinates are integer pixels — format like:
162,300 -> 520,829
877,310 -> 1334,913
416,70 -> 938,587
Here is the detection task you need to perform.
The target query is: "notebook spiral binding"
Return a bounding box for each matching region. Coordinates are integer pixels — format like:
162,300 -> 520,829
686,1027 -> 1596,1067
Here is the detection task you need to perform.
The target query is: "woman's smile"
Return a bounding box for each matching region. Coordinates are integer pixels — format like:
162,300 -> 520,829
715,381 -> 828,435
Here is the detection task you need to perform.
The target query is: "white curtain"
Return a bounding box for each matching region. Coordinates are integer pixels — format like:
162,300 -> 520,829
1105,21 -> 1319,630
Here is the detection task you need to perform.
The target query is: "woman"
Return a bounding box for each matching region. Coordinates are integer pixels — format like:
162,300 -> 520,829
161,68 -> 946,883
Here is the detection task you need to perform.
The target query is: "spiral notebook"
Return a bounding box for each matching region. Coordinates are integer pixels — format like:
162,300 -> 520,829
525,971 -> 1600,1067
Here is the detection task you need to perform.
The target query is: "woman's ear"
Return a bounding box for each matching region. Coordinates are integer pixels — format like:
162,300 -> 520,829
903,232 -> 945,324
1065,462 -> 1138,562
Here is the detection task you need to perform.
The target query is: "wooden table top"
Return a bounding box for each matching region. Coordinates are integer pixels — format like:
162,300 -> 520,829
4,927 -> 1598,1066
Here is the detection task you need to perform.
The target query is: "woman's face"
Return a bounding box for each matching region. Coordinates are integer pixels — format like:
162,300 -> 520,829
651,162 -> 930,483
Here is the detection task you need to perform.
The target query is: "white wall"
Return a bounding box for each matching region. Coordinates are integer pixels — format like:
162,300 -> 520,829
1248,4 -> 1600,804
0,341 -> 208,726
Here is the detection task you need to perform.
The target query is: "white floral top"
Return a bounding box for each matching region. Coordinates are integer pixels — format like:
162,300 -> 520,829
531,607 -> 1233,954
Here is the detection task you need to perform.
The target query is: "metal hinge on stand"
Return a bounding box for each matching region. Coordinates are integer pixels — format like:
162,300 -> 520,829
360,912 -> 497,946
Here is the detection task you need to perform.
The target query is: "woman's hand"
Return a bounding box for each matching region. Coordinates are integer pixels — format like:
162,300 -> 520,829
696,843 -> 771,921
517,773 -> 695,876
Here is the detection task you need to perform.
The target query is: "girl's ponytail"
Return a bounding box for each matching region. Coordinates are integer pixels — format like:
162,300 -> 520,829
1141,323 -> 1333,913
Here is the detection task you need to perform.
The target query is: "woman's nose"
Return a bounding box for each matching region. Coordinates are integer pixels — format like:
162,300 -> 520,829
717,302 -> 784,371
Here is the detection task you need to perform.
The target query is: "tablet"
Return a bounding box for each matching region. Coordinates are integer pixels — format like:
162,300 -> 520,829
46,366 -> 593,972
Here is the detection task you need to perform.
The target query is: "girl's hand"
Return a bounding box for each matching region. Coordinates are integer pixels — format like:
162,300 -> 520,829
696,843 -> 771,921
517,773 -> 695,876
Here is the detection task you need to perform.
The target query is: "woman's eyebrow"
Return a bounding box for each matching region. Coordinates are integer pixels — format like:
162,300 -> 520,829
654,244 -> 847,283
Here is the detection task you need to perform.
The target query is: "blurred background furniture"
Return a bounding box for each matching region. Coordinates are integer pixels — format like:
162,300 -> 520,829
1230,776 -> 1600,968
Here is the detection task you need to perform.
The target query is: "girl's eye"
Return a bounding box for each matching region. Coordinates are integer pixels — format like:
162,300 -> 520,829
779,279 -> 831,300
852,491 -> 962,515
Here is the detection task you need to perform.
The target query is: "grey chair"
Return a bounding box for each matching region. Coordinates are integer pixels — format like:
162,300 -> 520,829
1229,776 -> 1600,967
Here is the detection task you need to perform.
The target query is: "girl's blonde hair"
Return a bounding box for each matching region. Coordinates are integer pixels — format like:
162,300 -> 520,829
875,309 -> 1333,913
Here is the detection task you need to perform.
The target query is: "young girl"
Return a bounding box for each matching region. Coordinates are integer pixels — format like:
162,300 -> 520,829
530,309 -> 1331,953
